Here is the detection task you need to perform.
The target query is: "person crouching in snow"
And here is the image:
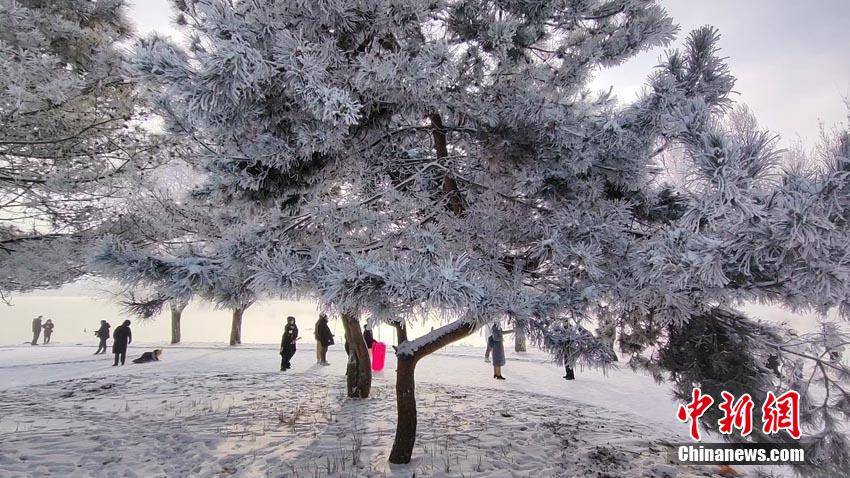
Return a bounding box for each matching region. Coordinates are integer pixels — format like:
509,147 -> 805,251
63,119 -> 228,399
280,316 -> 299,371
132,349 -> 162,364
544,323 -> 617,381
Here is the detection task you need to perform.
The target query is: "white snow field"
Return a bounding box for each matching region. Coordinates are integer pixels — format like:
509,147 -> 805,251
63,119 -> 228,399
0,343 -> 730,477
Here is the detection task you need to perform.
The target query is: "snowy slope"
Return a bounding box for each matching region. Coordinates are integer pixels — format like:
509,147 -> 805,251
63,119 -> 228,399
0,344 -> 732,477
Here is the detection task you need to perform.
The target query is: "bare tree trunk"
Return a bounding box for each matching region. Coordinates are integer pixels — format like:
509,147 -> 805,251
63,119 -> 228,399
389,356 -> 417,464
341,312 -> 372,398
390,318 -> 408,344
429,113 -> 465,215
514,319 -> 527,352
229,307 -> 243,346
389,113 -> 473,464
170,302 -> 186,344
388,320 -> 475,464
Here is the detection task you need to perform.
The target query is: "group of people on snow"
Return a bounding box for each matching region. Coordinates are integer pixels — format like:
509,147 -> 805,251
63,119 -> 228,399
279,314 -> 376,371
29,316 -> 55,345
104,320 -> 161,365
29,312 -> 615,379
89,319 -> 131,364
484,318 -> 619,381
29,316 -> 159,367
281,314 -> 616,380
100,319 -> 160,366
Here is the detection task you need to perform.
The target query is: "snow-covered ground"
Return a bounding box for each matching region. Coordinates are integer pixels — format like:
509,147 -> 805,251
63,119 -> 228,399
0,343 -> 728,477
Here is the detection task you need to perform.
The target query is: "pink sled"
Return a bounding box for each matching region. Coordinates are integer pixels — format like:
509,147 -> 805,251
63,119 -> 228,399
371,341 -> 387,371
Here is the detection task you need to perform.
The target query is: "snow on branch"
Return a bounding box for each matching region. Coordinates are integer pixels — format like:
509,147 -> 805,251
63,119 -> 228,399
395,318 -> 476,359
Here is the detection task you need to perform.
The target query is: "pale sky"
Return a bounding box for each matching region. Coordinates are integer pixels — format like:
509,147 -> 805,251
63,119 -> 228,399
126,0 -> 850,145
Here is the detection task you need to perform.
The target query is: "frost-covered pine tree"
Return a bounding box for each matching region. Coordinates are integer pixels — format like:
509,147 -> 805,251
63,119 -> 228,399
645,108 -> 850,476
96,223 -> 259,346
92,0 -> 849,469
558,103 -> 850,476
0,0 -> 168,299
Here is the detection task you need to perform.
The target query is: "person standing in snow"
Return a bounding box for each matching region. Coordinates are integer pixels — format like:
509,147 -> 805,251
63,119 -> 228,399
42,319 -> 54,344
94,320 -> 111,354
548,324 -> 617,381
562,326 -> 590,381
363,324 -> 375,349
31,316 -> 43,345
280,316 -> 299,371
490,323 -> 513,380
563,357 -> 577,380
484,325 -> 493,363
112,320 -> 132,366
314,313 -> 333,365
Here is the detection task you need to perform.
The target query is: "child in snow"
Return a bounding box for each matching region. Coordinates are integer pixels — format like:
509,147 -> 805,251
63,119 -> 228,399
94,320 -> 111,355
132,349 -> 162,364
112,320 -> 132,366
314,314 -> 333,366
280,316 -> 299,371
42,319 -> 54,344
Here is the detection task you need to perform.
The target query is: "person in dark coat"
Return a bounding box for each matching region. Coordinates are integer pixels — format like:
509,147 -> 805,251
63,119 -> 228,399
31,316 -> 43,345
363,324 -> 375,349
132,349 -> 162,364
548,324 -> 617,381
42,319 -> 54,344
314,314 -> 333,366
563,358 -> 577,380
112,320 -> 132,366
280,316 -> 299,371
94,320 -> 111,354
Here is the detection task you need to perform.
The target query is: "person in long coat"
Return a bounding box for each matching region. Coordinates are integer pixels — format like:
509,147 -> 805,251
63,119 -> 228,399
490,323 -> 513,380
112,320 -> 132,366
314,314 -> 333,365
42,319 -> 54,344
280,316 -> 299,371
31,316 -> 43,345
94,320 -> 111,354
132,349 -> 162,364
